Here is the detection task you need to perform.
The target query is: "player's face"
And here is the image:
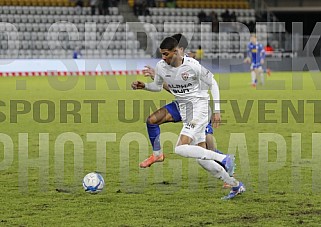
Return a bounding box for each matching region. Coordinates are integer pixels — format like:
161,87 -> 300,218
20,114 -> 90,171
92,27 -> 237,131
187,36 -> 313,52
160,48 -> 179,66
250,36 -> 256,44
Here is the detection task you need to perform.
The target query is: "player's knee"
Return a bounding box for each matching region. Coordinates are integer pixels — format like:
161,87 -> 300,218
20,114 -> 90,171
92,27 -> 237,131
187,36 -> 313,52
146,116 -> 155,125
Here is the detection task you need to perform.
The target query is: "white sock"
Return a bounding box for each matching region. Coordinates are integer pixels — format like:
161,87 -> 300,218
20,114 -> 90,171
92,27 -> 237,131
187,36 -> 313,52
197,159 -> 239,187
153,150 -> 162,156
175,144 -> 226,162
251,71 -> 256,83
260,72 -> 264,84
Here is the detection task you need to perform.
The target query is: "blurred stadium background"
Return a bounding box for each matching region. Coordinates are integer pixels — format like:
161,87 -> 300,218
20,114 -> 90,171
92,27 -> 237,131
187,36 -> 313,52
0,0 -> 319,68
1,1 -> 321,226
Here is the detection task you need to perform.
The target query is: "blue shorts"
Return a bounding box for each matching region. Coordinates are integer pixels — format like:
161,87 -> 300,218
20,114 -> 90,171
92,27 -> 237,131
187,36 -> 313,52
164,101 -> 182,122
205,121 -> 213,135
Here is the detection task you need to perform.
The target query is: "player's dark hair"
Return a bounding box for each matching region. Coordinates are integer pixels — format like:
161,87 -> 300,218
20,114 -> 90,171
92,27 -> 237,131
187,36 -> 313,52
172,34 -> 188,50
160,37 -> 178,50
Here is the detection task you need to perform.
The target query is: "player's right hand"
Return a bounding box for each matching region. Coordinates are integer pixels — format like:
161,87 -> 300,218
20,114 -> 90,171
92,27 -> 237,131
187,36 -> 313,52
243,57 -> 251,64
142,66 -> 155,79
131,81 -> 145,90
211,113 -> 221,128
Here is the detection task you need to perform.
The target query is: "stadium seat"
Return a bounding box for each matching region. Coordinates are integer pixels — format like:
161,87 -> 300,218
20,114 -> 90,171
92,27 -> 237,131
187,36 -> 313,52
1,0 -> 258,59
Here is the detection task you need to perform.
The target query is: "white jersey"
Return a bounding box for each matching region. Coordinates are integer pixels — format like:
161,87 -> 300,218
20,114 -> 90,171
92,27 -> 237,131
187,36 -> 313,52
144,57 -> 220,142
145,57 -> 220,112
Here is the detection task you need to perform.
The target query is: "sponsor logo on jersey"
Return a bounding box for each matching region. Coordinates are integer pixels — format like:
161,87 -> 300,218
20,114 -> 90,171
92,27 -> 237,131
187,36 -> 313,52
169,83 -> 192,94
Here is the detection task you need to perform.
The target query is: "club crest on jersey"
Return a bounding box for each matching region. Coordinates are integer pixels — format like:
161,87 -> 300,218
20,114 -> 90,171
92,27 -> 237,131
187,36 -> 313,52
181,72 -> 189,81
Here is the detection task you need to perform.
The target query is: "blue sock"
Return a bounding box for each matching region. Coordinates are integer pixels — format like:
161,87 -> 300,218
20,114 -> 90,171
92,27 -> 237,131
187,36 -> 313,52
146,122 -> 161,151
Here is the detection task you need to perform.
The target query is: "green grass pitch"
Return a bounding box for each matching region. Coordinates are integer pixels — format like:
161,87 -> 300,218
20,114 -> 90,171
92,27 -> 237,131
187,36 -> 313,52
1,72 -> 321,226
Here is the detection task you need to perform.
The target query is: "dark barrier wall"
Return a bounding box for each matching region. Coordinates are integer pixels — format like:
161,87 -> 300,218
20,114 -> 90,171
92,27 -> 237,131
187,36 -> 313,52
200,57 -> 321,73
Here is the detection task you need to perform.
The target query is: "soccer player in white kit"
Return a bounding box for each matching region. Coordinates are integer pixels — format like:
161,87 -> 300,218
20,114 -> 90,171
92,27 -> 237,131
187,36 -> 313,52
132,37 -> 245,199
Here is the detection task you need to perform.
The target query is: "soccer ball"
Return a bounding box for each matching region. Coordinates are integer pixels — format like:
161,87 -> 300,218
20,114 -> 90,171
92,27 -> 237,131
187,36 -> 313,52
82,172 -> 105,193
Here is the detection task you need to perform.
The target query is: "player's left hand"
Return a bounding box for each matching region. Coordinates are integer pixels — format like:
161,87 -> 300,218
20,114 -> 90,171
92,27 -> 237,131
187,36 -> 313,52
142,66 -> 155,79
211,113 -> 221,128
260,59 -> 264,65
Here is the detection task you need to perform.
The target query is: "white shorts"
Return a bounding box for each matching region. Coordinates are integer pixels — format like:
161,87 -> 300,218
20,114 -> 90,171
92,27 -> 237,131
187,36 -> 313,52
250,63 -> 263,70
178,99 -> 209,144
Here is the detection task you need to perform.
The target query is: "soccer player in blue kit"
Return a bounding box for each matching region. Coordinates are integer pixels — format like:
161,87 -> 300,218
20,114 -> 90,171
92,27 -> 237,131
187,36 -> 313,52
244,35 -> 266,87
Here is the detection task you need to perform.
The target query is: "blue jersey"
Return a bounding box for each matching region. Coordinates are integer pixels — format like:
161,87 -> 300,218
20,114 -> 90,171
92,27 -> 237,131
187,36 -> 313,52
73,50 -> 81,59
247,42 -> 265,68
